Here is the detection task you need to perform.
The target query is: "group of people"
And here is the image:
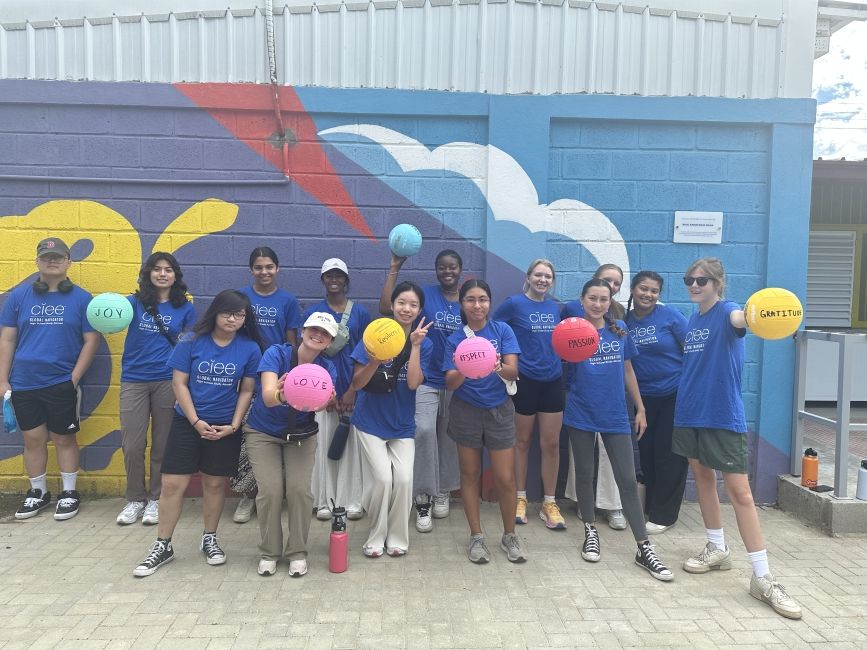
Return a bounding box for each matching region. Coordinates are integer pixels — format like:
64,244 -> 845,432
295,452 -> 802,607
0,236 -> 801,619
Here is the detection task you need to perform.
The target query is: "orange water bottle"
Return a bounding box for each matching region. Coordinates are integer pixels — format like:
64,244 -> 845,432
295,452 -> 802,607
801,448 -> 818,488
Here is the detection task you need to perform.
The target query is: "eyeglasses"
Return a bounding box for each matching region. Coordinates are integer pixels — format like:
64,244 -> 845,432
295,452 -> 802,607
39,254 -> 68,263
683,276 -> 712,287
219,311 -> 247,320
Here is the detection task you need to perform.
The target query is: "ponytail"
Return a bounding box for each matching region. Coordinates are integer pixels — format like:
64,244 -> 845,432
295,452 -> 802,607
605,313 -> 627,338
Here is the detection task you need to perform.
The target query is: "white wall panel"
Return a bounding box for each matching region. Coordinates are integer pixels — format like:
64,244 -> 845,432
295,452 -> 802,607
0,0 -> 809,98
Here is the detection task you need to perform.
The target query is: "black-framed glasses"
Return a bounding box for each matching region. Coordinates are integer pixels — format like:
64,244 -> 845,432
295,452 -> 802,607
683,276 -> 712,287
219,310 -> 247,320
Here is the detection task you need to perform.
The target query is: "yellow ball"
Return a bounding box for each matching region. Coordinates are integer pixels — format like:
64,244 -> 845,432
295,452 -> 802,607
363,318 -> 406,361
744,288 -> 803,340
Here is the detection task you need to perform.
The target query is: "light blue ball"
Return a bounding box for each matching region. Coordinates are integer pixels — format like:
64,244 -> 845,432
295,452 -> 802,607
388,223 -> 423,257
87,292 -> 133,334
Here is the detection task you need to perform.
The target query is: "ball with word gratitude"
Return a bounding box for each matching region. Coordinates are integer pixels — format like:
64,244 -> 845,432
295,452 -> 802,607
744,288 -> 803,340
86,293 -> 133,334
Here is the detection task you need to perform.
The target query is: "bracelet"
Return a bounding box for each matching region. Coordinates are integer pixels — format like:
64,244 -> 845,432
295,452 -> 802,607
275,388 -> 286,405
192,418 -> 200,427
388,270 -> 399,275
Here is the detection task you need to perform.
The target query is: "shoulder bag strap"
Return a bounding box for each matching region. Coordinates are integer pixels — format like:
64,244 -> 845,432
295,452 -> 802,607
144,302 -> 177,347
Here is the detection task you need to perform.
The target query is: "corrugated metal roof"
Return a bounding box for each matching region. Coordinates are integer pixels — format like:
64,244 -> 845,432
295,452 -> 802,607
0,1 -> 798,98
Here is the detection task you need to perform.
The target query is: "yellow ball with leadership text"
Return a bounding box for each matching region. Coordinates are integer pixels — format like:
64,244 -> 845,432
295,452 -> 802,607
363,318 -> 406,361
744,288 -> 803,340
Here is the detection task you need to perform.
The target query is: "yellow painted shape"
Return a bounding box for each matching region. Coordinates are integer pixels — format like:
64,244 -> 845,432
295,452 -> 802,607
153,198 -> 239,254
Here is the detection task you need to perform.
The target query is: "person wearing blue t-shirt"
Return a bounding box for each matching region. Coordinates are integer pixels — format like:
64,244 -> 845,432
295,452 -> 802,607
443,279 -> 528,564
379,249 -> 463,533
307,258 -> 372,523
673,258 -> 801,619
494,259 -> 566,531
245,312 -> 339,578
133,290 -> 263,578
565,278 -> 673,582
624,271 -> 688,535
117,252 -> 196,528
0,237 -> 100,522
233,246 -> 302,524
352,282 -> 433,558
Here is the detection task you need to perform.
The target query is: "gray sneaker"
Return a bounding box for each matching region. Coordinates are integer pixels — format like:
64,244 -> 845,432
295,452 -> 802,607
750,573 -> 802,619
500,532 -> 528,563
682,541 -> 732,574
468,534 -> 491,564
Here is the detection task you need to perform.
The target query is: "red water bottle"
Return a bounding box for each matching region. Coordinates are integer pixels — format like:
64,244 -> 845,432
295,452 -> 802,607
329,500 -> 348,573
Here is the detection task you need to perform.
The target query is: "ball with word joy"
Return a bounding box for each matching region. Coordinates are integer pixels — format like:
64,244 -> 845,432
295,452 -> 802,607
363,318 -> 406,361
453,336 -> 498,379
86,292 -> 133,334
388,223 -> 423,257
283,364 -> 333,412
744,288 -> 803,340
552,317 -> 600,362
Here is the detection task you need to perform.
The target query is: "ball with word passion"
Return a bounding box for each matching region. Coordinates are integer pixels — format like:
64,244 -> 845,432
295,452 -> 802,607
86,292 -> 134,334
551,317 -> 599,362
453,336 -> 497,379
388,223 -> 423,257
744,288 -> 803,340
363,318 -> 406,361
283,364 -> 333,412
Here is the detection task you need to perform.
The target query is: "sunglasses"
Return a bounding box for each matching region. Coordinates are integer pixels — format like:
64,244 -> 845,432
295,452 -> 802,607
683,276 -> 712,287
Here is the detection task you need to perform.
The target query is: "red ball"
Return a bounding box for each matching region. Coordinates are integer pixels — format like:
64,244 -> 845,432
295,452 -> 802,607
283,364 -> 333,412
552,318 -> 599,363
453,337 -> 498,379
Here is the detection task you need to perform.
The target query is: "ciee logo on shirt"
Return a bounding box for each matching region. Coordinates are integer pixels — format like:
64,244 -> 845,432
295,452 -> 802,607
197,360 -> 238,375
435,310 -> 462,325
597,339 -> 622,354
252,304 -> 278,318
684,328 -> 710,343
630,325 -> 656,340
142,311 -> 172,324
528,312 -> 556,323
31,304 -> 65,316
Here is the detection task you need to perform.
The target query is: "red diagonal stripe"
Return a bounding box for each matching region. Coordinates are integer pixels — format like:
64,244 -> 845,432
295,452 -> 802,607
175,83 -> 374,239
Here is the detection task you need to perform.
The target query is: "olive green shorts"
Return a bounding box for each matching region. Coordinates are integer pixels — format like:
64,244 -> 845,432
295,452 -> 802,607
672,427 -> 748,474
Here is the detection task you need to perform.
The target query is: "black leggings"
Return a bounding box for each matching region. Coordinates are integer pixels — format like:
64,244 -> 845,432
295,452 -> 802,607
638,392 -> 688,526
568,426 -> 646,542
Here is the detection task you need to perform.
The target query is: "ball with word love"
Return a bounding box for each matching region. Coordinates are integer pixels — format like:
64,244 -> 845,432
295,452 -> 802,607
453,336 -> 498,379
551,317 -> 599,362
363,318 -> 406,361
388,223 -> 423,257
283,364 -> 333,412
86,292 -> 134,334
744,288 -> 803,340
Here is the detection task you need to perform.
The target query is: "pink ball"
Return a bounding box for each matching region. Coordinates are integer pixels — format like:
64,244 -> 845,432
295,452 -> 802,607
283,364 -> 333,412
454,337 -> 498,379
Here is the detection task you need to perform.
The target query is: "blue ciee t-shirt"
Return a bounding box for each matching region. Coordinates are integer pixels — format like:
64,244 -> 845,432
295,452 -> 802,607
442,320 -> 521,409
168,332 -> 262,424
246,343 -> 338,438
239,285 -> 302,349
493,294 -> 561,382
421,284 -> 462,390
121,296 -> 196,383
0,283 -> 94,391
564,321 -> 637,435
350,337 -> 433,440
625,304 -> 688,397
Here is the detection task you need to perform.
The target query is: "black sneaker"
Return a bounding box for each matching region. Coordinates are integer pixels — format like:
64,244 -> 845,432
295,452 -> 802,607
635,541 -> 674,581
581,523 -> 600,562
15,488 -> 51,520
54,490 -> 80,520
201,532 -> 226,565
133,539 -> 175,577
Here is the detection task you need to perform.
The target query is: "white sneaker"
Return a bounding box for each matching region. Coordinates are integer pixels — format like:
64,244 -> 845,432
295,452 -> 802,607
142,500 -> 159,525
432,493 -> 450,518
288,559 -> 308,577
116,501 -> 145,525
645,521 -> 670,535
233,496 -> 255,523
606,510 -> 627,530
750,573 -> 802,619
346,507 -> 363,521
258,559 -> 277,576
316,507 -> 332,521
415,496 -> 433,533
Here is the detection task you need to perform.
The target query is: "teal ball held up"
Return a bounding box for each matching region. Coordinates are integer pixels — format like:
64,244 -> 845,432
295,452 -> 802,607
388,223 -> 423,257
87,292 -> 133,334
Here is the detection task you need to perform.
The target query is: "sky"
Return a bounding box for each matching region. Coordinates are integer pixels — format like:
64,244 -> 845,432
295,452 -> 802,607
813,20 -> 867,160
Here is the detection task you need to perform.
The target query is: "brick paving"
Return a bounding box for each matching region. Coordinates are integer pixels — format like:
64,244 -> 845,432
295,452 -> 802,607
0,497 -> 865,648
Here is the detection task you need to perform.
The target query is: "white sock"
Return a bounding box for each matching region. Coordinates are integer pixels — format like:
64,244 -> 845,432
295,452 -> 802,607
516,491 -> 527,499
30,474 -> 47,493
706,528 -> 725,549
60,471 -> 78,492
747,549 -> 770,577
543,495 -> 556,503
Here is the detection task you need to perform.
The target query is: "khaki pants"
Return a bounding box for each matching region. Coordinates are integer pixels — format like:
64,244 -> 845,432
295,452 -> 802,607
245,428 -> 317,561
120,381 -> 175,502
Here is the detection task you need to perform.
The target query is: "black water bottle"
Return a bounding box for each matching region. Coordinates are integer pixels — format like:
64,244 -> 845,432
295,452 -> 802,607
327,416 -> 351,461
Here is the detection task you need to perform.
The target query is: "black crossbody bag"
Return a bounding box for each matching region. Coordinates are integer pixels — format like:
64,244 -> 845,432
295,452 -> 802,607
362,338 -> 412,394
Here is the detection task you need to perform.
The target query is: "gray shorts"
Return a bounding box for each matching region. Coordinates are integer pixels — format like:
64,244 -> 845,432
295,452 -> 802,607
447,396 -> 516,450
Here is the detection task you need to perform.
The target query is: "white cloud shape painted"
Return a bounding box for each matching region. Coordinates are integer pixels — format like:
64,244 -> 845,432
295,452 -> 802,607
318,124 -> 630,291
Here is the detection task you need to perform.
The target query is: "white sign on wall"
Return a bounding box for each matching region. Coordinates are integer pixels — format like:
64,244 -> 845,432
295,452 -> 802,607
673,211 -> 723,244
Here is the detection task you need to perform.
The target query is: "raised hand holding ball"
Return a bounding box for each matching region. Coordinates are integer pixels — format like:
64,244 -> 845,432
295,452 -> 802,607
388,224 -> 423,257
